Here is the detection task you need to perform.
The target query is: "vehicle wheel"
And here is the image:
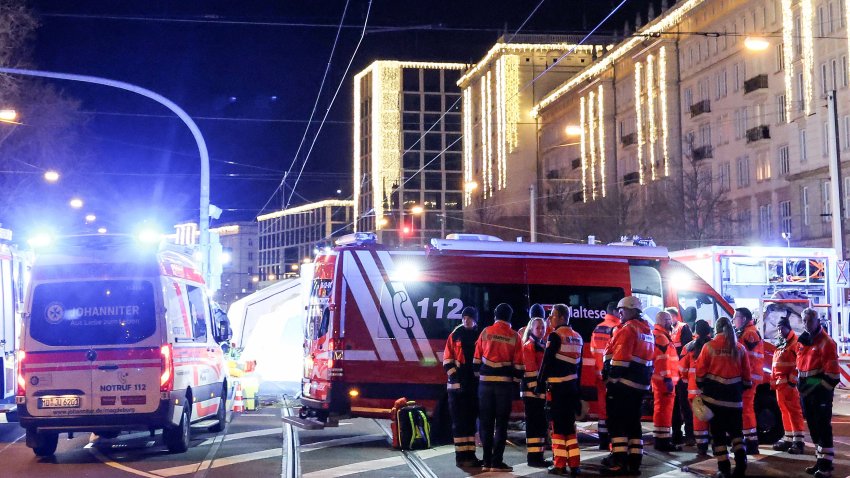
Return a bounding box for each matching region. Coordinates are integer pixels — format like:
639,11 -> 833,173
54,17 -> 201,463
29,430 -> 58,457
208,392 -> 227,433
164,406 -> 191,453
756,384 -> 784,445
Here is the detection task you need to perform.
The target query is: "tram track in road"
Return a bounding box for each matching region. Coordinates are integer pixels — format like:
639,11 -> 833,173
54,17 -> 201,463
282,396 -> 301,478
374,418 -> 439,478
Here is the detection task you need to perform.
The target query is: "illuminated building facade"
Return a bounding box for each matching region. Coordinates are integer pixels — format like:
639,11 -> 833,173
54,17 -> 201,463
353,61 -> 468,245
535,0 -> 850,250
459,35 -> 609,239
256,200 -> 353,281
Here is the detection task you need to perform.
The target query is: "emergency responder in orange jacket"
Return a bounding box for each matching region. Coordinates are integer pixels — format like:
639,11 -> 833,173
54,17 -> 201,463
536,304 -> 583,476
668,307 -> 695,446
473,303 -> 524,472
733,307 -> 763,454
652,310 -> 681,452
443,306 -> 482,467
696,316 -> 751,478
521,304 -> 552,468
601,296 -> 655,476
589,301 -> 621,450
797,308 -> 840,478
678,319 -> 713,455
770,315 -> 805,454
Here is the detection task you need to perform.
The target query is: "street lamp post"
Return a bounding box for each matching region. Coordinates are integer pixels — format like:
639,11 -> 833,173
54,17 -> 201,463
0,67 -> 213,283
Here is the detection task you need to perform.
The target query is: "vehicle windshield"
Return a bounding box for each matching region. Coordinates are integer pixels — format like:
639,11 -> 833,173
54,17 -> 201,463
30,280 -> 156,346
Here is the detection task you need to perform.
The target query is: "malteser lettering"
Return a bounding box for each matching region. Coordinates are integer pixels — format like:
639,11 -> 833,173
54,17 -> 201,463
566,306 -> 606,320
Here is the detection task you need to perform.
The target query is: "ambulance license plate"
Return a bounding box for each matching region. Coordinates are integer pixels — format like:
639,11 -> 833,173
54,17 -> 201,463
38,396 -> 80,409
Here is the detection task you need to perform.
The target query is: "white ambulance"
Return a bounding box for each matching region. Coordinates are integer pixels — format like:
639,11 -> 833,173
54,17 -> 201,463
16,234 -> 232,456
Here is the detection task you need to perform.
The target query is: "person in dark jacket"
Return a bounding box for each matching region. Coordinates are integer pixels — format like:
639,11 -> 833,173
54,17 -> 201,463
521,304 -> 551,468
443,306 -> 482,467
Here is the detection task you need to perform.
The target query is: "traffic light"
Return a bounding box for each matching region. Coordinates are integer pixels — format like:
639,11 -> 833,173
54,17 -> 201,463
402,225 -> 411,236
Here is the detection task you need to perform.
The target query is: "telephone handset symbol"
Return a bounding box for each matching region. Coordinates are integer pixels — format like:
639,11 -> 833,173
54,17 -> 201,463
392,290 -> 417,330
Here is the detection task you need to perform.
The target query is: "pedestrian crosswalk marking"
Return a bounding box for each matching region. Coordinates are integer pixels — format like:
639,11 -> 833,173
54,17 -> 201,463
301,434 -> 386,452
150,448 -> 283,476
302,455 -> 406,478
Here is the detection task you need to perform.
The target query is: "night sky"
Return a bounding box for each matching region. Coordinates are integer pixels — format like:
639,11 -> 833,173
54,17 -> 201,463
21,0 -> 651,236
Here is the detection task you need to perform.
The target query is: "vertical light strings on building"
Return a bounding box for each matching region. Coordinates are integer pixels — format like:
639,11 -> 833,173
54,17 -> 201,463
647,54 -> 657,181
802,0 -> 815,115
580,96 -> 588,202
375,64 -> 401,224
496,57 -> 507,191
353,71 -> 362,229
505,55 -> 520,152
588,90 -> 598,200
659,46 -> 670,176
463,88 -> 474,206
635,62 -> 645,185
781,0 -> 795,123
598,84 -> 607,197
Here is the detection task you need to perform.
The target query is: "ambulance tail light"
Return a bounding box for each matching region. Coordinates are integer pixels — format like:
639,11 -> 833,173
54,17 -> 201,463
15,350 -> 25,397
160,344 -> 174,392
327,338 -> 344,370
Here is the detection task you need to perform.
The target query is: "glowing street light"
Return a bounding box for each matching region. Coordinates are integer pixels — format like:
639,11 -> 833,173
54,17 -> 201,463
410,205 -> 424,215
97,227 -> 107,234
744,36 -> 770,52
44,170 -> 60,182
465,181 -> 478,191
84,214 -> 96,223
565,124 -> 582,136
69,198 -> 83,209
0,109 -> 18,123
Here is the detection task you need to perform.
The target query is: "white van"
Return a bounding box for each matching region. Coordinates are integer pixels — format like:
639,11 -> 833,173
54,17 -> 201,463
16,235 -> 232,456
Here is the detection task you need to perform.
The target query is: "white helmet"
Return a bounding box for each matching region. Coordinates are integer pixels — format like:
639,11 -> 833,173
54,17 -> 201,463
617,296 -> 643,311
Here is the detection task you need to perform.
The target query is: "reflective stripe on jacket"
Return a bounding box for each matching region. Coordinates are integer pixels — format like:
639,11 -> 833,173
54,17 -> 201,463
695,335 -> 751,408
671,321 -> 693,355
771,330 -> 799,387
443,325 -> 479,390
473,320 -> 524,383
590,314 -> 620,377
652,324 -> 680,387
539,325 -> 583,385
603,318 -> 654,390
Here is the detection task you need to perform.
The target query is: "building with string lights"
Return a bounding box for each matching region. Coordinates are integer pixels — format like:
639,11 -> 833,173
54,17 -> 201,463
534,0 -> 850,251
256,200 -> 353,282
353,60 -> 468,245
459,35 -> 612,240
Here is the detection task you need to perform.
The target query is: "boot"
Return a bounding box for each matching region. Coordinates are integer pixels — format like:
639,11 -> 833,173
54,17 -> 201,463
788,442 -> 805,455
548,466 -> 570,476
714,459 -> 732,478
732,451 -> 747,478
627,453 -> 643,475
745,440 -> 759,455
600,454 -> 629,476
599,433 -> 610,451
806,464 -> 820,475
814,471 -> 833,478
654,438 -> 682,452
697,444 -> 709,456
772,440 -> 792,452
528,453 -> 553,468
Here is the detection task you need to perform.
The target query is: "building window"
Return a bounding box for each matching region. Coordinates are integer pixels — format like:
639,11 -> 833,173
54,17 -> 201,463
248,252 -> 254,260
779,145 -> 791,175
843,56 -> 848,87
780,200 -> 792,234
845,177 -> 850,219
821,63 -> 828,96
737,156 -> 751,188
800,129 -> 808,161
823,122 -> 830,157
844,116 -> 850,149
756,154 -> 771,182
719,162 -> 731,192
759,204 -> 773,238
797,72 -> 805,110
738,208 -> 752,236
777,95 -> 787,123
775,42 -> 784,72
802,186 -> 810,226
733,63 -> 741,92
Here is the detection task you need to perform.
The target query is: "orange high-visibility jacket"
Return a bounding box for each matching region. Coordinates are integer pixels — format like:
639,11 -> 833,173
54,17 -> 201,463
671,321 -> 693,354
679,337 -> 710,397
538,325 -> 583,385
473,320 -> 524,383
590,314 -> 621,377
738,322 -> 764,383
443,324 -> 479,390
770,330 -> 799,388
603,318 -> 655,391
652,324 -> 680,388
522,337 -> 545,398
695,335 -> 752,408
796,327 -> 840,395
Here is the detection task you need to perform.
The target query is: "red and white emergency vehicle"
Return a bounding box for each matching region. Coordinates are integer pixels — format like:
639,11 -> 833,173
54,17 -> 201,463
301,234 -> 787,438
16,234 -> 232,456
0,227 -> 29,406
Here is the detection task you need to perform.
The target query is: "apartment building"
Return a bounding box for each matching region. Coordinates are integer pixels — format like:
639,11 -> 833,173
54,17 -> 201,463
535,0 -> 850,251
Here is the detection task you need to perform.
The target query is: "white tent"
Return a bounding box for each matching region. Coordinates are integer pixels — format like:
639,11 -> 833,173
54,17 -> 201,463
226,272 -> 311,383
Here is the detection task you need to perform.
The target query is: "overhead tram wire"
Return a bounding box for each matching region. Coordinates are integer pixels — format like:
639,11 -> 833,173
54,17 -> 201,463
281,0 -> 374,211
260,0 -> 352,215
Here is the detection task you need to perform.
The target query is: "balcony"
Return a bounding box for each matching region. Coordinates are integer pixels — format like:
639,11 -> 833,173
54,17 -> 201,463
690,99 -> 711,117
744,74 -> 768,94
621,132 -> 638,146
692,145 -> 713,161
623,172 -> 640,185
746,125 -> 771,143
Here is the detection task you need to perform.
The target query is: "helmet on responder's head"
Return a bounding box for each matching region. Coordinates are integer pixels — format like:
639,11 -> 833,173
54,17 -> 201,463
616,296 -> 642,311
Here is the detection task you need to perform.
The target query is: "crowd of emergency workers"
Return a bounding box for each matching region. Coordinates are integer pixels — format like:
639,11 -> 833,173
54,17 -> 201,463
442,297 -> 841,477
